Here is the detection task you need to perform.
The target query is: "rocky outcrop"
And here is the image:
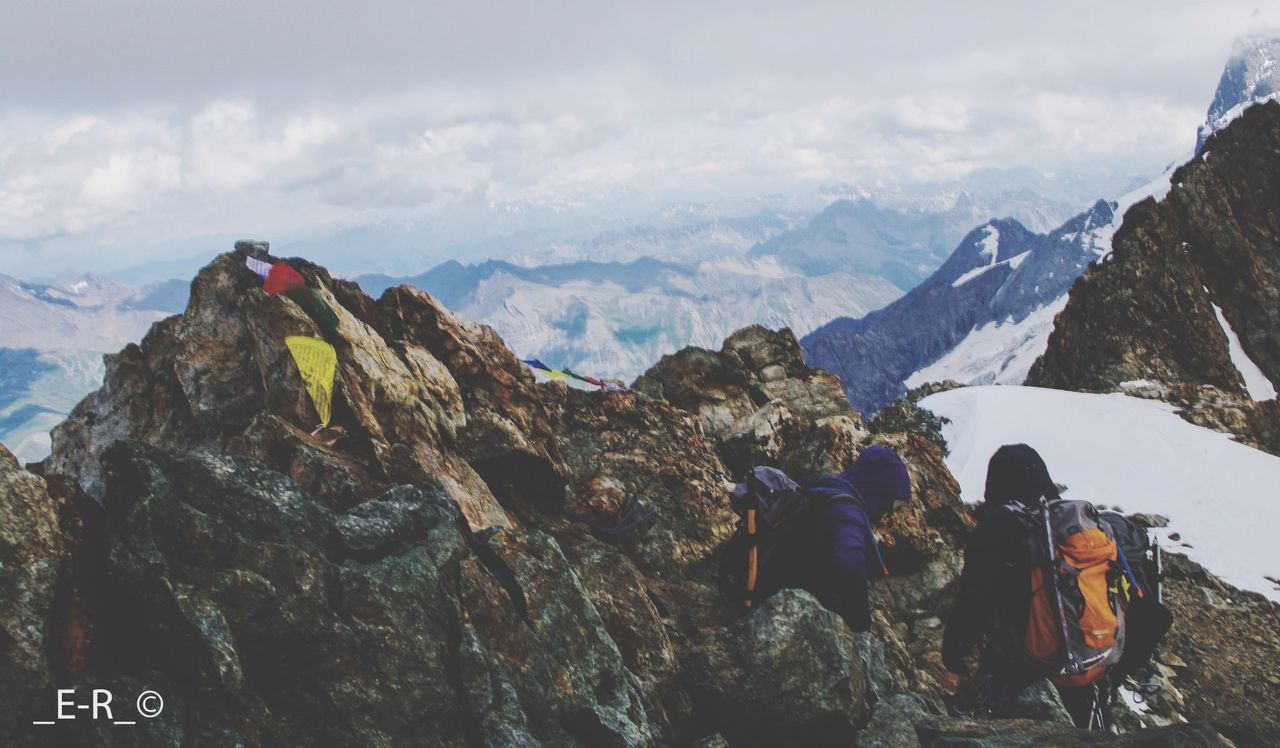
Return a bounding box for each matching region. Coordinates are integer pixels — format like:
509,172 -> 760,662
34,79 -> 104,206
634,325 -> 867,478
0,246 -> 1243,745
1159,554 -> 1280,746
0,446 -> 62,731
1029,101 -> 1280,455
688,590 -> 866,746
633,328 -> 974,708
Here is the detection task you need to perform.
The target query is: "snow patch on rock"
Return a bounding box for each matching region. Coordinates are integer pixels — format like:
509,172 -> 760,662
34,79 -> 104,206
1211,302 -> 1277,401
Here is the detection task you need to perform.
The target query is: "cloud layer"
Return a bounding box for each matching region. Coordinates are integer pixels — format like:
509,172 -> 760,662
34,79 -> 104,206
1,1 -> 1277,274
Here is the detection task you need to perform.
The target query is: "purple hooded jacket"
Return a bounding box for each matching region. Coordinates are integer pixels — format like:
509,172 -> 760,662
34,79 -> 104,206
795,445 -> 912,631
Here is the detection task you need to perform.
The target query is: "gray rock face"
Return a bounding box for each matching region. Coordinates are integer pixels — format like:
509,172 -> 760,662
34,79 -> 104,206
688,590 -> 867,746
70,441 -> 655,746
0,446 -> 61,738
857,693 -> 929,748
1000,680 -> 1073,725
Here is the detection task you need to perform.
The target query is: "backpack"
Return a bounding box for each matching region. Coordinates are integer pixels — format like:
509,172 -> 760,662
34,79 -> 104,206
1098,510 -> 1158,602
719,466 -> 887,609
1098,511 -> 1173,682
1001,498 -> 1143,686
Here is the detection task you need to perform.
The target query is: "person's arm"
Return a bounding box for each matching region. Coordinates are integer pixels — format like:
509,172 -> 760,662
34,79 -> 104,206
942,516 -> 1000,674
820,501 -> 872,632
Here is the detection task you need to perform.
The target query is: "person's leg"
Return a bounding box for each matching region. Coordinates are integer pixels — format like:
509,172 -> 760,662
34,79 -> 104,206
1054,682 -> 1101,728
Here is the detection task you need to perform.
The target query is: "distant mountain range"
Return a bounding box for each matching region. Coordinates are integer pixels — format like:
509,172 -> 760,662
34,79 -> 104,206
800,200 -> 1120,414
359,256 -> 902,380
746,188 -> 1086,290
0,273 -> 185,461
348,184 -> 1102,382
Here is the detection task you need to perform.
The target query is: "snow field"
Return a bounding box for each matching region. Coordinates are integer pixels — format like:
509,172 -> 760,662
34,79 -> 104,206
920,386 -> 1280,602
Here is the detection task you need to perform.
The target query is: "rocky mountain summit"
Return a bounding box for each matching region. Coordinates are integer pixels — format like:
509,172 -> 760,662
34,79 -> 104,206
0,246 -> 1271,745
1029,101 -> 1280,455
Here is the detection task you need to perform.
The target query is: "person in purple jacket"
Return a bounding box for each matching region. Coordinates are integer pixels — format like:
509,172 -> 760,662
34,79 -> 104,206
787,445 -> 913,631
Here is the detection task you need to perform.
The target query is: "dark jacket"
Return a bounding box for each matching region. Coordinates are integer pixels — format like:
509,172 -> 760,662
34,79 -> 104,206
791,445 -> 911,631
943,444 -> 1060,681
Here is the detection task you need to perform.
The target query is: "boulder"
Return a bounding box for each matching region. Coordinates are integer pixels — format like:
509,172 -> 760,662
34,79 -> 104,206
857,693 -> 929,748
633,325 -> 865,476
688,589 -> 866,746
48,252 -> 520,529
84,441 -> 659,745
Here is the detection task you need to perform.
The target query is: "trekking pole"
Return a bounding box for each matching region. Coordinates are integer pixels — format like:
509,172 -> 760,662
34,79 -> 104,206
1153,538 -> 1163,605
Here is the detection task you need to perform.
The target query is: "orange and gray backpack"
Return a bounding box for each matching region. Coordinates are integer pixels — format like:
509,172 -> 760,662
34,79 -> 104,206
1002,497 -> 1144,686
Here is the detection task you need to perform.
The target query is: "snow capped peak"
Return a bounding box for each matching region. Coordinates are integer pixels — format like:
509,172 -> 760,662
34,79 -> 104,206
950,225 -> 1006,288
1196,35 -> 1280,153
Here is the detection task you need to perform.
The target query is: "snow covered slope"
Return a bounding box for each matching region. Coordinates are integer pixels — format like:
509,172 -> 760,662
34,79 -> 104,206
905,296 -> 1069,388
920,385 -> 1280,602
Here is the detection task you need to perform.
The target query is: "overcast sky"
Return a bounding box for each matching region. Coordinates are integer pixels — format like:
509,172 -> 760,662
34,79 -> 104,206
1,1 -> 1277,276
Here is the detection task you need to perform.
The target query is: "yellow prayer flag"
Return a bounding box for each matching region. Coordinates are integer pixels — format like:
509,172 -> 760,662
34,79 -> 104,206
285,336 -> 337,427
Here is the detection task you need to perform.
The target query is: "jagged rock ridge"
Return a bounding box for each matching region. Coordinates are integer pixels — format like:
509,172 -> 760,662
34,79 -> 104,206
1029,100 -> 1280,455
0,248 -> 1254,744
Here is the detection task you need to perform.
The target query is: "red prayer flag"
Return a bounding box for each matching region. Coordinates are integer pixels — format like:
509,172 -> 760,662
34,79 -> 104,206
264,262 -> 307,295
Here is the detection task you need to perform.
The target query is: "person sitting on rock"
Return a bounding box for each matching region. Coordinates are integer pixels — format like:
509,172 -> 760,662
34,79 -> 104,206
726,445 -> 912,633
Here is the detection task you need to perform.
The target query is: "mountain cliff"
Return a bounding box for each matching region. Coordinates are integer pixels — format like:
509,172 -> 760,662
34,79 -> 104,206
1028,101 -> 1280,455
0,247 -> 1269,744
801,201 -> 1115,415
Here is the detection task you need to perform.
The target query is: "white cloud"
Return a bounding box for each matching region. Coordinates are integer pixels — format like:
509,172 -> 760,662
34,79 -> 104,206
1,1 -> 1279,274
81,150 -> 181,207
